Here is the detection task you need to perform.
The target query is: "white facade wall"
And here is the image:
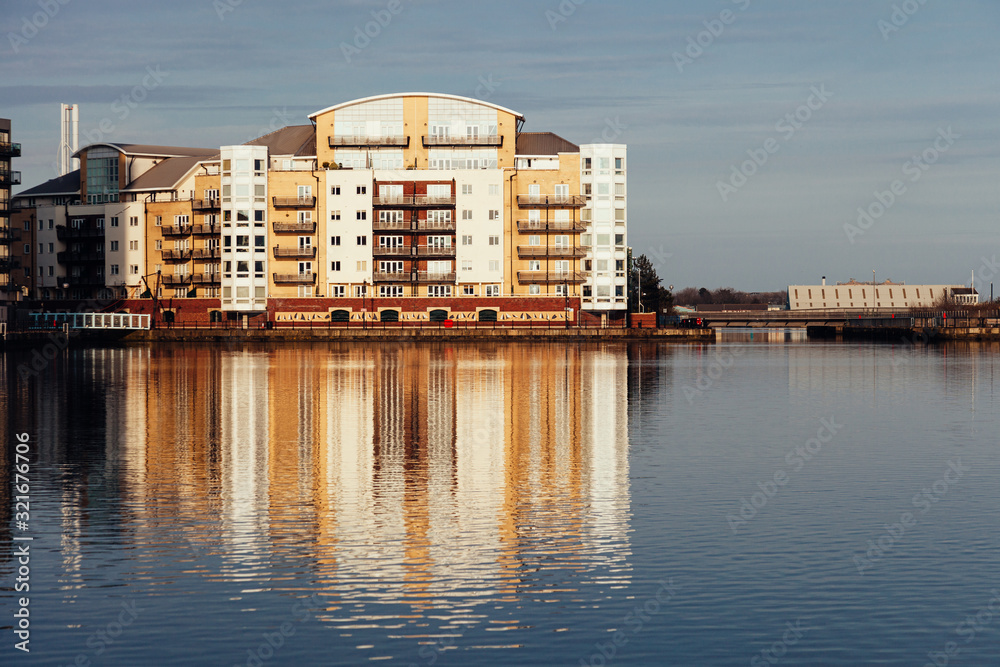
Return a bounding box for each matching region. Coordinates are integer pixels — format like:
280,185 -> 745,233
103,200 -> 145,293
451,170 -> 503,292
220,145 -> 268,312
34,205 -> 66,291
324,170 -> 374,296
580,144 -> 627,311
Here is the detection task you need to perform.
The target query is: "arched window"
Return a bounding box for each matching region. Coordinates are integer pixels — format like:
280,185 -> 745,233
331,310 -> 350,322
429,309 -> 449,322
380,310 -> 399,322
478,309 -> 498,322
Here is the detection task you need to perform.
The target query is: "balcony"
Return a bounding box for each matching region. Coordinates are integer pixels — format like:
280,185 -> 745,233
372,219 -> 412,232
57,250 -> 105,263
190,273 -> 221,285
421,135 -> 503,147
0,142 -> 21,158
372,246 -> 414,257
272,196 -> 316,208
273,246 -> 317,259
516,220 -> 586,233
273,272 -> 316,284
372,195 -> 455,208
161,225 -> 193,237
191,247 -> 221,260
192,223 -> 219,236
161,249 -> 192,261
56,225 -> 105,241
273,221 -> 316,233
416,246 -> 456,258
0,170 -> 20,186
373,272 -> 410,283
517,246 -> 587,258
517,271 -> 586,284
160,274 -> 191,286
414,271 -> 456,284
65,274 -> 105,287
191,199 -> 220,211
517,195 -> 587,209
416,219 -> 456,232
0,228 -> 20,244
328,135 -> 409,148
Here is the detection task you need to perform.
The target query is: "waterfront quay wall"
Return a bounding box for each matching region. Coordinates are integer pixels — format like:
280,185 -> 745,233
119,327 -> 715,344
841,326 -> 1000,342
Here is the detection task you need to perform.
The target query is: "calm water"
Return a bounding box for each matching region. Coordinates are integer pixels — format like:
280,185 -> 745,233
2,335 -> 999,666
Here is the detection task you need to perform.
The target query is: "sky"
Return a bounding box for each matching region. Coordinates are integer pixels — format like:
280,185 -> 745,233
2,0 -> 998,292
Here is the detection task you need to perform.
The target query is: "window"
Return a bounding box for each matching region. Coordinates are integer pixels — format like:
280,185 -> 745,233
583,157 -> 592,171
129,240 -> 139,251
485,285 -> 500,297
23,243 -> 29,254
354,285 -> 367,297
488,235 -> 499,246
110,241 -> 119,251
357,211 -> 367,221
357,186 -> 366,195
615,157 -> 624,173
596,259 -> 608,271
528,285 -> 540,295
38,220 -> 43,230
110,216 -> 119,227
380,260 -> 404,273
356,236 -> 367,246
584,183 -> 592,196
489,260 -> 500,272
331,261 -> 341,271
428,285 -> 452,297
175,215 -> 190,225
38,243 -> 44,254
615,234 -> 625,247
462,260 -> 472,272
489,184 -> 500,196
379,286 -> 404,297
110,264 -> 120,275
462,210 -> 473,220
463,285 -> 475,295
130,265 -> 139,275
529,260 -> 541,271
331,236 -> 341,246
555,284 -> 566,296
331,285 -> 346,298
130,216 -> 139,227
331,210 -> 341,221
615,183 -> 625,196
615,209 -> 625,222
236,235 -> 249,248
488,210 -> 500,221
462,184 -> 473,195
356,261 -> 367,271
331,186 -> 341,195
528,235 -> 540,247
255,236 -> 266,249
462,235 -> 473,245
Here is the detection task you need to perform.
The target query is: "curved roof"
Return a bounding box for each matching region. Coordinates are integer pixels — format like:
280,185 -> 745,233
72,143 -> 218,159
308,93 -> 524,121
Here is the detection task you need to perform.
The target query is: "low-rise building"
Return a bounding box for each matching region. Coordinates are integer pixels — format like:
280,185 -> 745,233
788,280 -> 978,310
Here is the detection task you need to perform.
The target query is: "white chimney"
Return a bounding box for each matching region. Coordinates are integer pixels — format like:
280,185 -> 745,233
59,103 -> 79,176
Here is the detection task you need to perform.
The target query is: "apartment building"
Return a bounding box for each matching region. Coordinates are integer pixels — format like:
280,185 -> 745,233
0,119 -> 21,315
11,94 -> 628,325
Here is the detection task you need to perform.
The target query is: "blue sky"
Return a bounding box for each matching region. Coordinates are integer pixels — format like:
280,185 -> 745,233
3,0 -> 998,290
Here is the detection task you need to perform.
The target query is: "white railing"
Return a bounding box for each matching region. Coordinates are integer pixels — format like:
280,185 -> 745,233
30,312 -> 151,330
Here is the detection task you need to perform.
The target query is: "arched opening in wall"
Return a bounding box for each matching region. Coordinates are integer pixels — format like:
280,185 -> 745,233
429,309 -> 449,322
478,309 -> 498,322
331,310 -> 350,322
380,309 -> 399,322
209,310 -> 222,323
162,310 -> 175,323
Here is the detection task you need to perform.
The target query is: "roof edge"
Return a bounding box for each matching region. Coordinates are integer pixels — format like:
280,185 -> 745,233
308,93 -> 524,122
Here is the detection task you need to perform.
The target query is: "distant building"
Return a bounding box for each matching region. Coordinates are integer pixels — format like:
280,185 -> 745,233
787,279 -> 978,310
1,118 -> 21,315
12,93 -> 629,326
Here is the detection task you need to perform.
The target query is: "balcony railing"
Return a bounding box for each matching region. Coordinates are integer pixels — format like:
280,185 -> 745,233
329,135 -> 410,148
416,246 -> 456,257
273,272 -> 316,284
57,251 -> 106,263
421,135 -> 503,147
161,249 -> 192,261
517,195 -> 587,208
191,199 -> 220,211
516,220 -> 586,233
517,246 -> 587,258
192,224 -> 219,236
0,228 -> 20,244
0,171 -> 20,185
0,142 -> 21,158
372,219 -> 411,231
65,274 -> 105,286
414,271 -> 456,284
373,272 -> 411,283
56,225 -> 105,241
160,274 -> 191,286
273,246 -> 317,258
191,247 -> 221,259
272,196 -> 316,208
416,219 -> 456,232
373,195 -> 455,208
372,246 -> 413,257
190,273 -> 221,285
517,271 -> 586,284
273,221 -> 316,233
161,225 -> 193,237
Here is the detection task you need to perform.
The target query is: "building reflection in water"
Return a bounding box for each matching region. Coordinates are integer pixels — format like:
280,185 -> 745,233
108,342 -> 633,631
